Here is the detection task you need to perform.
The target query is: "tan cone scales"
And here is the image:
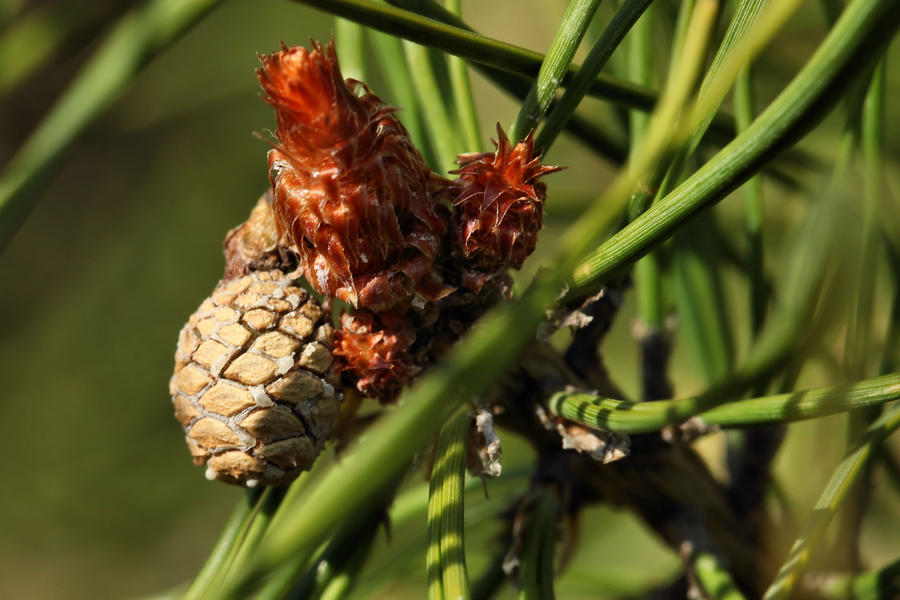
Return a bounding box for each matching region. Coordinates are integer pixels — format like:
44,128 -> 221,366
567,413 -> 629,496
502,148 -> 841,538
170,269 -> 341,486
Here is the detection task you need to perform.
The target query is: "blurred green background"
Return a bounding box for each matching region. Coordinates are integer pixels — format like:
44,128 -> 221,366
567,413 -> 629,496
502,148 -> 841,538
1,1 -> 898,598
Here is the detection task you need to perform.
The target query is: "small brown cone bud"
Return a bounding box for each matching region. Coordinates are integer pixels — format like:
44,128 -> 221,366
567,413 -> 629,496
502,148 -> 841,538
333,309 -> 419,401
170,270 -> 342,486
452,125 -> 560,271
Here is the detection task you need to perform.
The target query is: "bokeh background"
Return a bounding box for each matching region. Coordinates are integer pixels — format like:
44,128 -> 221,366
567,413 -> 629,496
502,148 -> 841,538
1,1 -> 898,598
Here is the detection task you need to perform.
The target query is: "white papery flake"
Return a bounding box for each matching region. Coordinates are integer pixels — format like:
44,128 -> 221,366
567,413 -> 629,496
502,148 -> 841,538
471,408 -> 502,478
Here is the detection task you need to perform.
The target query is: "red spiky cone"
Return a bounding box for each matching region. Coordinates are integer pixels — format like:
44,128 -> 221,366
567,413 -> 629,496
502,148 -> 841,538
451,125 -> 560,271
258,41 -> 452,312
333,310 -> 419,400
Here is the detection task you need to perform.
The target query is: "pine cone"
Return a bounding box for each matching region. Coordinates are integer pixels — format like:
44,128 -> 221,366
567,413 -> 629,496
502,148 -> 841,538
333,309 -> 419,400
170,270 -> 342,486
258,41 -> 453,312
451,125 -> 560,271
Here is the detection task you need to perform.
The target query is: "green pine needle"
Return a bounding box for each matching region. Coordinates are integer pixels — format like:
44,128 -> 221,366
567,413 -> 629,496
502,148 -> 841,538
511,0 -> 602,142
763,401 -> 900,600
548,372 -> 900,433
0,0 -> 226,253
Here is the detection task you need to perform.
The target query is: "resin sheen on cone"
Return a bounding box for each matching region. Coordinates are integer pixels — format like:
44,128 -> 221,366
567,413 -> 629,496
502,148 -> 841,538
258,42 -> 452,312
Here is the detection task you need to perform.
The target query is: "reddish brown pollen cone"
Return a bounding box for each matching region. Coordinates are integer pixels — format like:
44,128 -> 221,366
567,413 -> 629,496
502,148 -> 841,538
333,310 -> 419,400
259,41 -> 452,311
451,124 -> 560,271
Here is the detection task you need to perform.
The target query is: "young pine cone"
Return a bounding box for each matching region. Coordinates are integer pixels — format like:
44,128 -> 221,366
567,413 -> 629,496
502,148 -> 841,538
333,310 -> 419,400
259,41 -> 452,312
170,270 -> 342,486
452,126 -> 560,271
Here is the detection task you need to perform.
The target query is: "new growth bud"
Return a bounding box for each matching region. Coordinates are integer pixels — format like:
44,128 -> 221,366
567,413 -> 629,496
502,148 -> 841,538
452,125 -> 560,271
333,310 -> 419,399
258,42 -> 451,312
